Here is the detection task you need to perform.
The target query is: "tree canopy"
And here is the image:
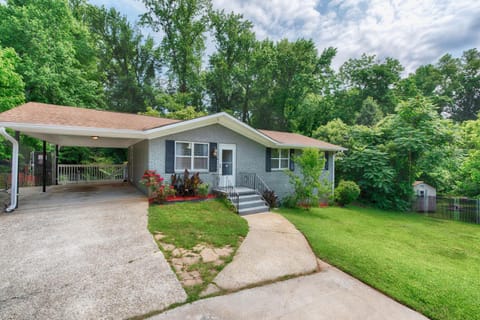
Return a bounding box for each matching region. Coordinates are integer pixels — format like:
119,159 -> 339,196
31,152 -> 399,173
0,0 -> 477,206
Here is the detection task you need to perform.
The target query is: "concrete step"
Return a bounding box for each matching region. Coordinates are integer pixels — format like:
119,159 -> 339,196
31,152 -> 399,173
239,205 -> 269,215
238,194 -> 262,201
238,199 -> 267,210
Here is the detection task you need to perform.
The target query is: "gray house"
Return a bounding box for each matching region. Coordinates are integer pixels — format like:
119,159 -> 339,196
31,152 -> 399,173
0,102 -> 346,213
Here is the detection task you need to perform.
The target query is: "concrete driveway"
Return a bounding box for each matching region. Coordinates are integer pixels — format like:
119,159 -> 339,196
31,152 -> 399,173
0,183 -> 186,320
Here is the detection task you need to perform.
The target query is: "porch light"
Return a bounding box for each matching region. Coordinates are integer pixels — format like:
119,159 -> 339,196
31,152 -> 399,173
91,136 -> 99,140
211,147 -> 217,157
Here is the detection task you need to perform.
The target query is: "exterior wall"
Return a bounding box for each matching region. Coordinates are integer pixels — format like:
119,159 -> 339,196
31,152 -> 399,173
414,183 -> 437,197
129,139 -> 149,192
147,124 -> 334,199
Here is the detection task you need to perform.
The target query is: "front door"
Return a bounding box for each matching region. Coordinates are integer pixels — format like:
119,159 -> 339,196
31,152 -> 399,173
218,144 -> 236,187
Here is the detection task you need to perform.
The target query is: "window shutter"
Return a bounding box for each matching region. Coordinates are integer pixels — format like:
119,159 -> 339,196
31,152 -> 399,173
324,152 -> 329,170
165,140 -> 175,173
289,149 -> 295,171
209,142 -> 217,172
266,148 -> 271,172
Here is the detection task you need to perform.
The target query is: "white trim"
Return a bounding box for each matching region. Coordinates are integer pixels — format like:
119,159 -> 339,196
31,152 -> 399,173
0,122 -> 145,139
174,141 -> 209,172
270,148 -> 290,171
218,143 -> 236,187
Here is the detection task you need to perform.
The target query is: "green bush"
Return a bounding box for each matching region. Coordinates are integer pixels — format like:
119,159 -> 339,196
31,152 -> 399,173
335,180 -> 360,206
197,182 -> 209,198
281,194 -> 298,208
285,148 -> 331,209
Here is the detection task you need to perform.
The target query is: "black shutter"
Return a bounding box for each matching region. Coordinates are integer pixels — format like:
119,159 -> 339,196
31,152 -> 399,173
165,140 -> 175,173
266,148 -> 271,172
209,142 -> 217,172
289,149 -> 295,171
324,152 -> 329,170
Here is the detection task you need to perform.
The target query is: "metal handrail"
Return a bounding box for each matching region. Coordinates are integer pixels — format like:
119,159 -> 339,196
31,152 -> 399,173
238,172 -> 272,207
212,173 -> 240,213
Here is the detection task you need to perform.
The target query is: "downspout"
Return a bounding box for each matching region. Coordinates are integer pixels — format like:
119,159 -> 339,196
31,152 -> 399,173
0,128 -> 18,212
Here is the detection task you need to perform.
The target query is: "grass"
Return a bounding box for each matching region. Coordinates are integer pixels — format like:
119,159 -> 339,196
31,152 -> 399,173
278,205 -> 480,320
148,199 -> 248,300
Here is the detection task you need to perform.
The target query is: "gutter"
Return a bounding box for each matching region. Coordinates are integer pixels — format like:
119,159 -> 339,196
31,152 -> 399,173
0,128 -> 18,212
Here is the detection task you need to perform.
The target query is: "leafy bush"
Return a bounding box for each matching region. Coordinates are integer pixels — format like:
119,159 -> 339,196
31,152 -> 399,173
335,180 -> 360,206
262,189 -> 278,208
170,169 -> 203,196
285,148 -> 331,209
197,183 -> 209,198
281,194 -> 298,208
139,170 -> 174,204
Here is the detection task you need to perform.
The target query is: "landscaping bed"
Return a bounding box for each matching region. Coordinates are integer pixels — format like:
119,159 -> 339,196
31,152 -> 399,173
148,199 -> 248,300
278,206 -> 480,320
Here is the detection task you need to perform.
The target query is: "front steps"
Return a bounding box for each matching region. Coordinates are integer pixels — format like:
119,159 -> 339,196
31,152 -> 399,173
215,187 -> 270,215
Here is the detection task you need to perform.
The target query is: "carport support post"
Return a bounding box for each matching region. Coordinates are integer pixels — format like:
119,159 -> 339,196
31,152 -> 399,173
55,145 -> 59,185
42,140 -> 47,192
15,131 -> 20,208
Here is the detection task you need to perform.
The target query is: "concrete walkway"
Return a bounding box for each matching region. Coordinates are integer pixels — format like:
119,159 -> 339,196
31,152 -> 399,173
205,212 -> 318,294
152,261 -> 429,320
0,183 -> 186,320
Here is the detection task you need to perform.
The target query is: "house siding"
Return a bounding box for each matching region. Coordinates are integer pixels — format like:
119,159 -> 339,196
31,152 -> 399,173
130,139 -> 149,192
147,124 -> 333,199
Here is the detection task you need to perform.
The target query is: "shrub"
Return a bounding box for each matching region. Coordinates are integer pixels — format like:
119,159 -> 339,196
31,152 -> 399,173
281,194 -> 298,208
139,170 -> 175,204
170,169 -> 203,196
197,183 -> 209,198
262,190 -> 278,208
335,180 -> 360,206
285,148 -> 331,209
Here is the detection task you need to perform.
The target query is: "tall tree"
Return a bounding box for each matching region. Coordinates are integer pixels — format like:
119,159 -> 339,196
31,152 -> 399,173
0,0 -> 103,107
339,54 -> 403,115
141,0 -> 211,108
0,46 -> 24,112
76,5 -> 160,113
206,10 -> 256,122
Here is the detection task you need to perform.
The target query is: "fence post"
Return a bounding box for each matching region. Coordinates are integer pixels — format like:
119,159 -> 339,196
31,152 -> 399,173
476,198 -> 480,224
454,197 -> 460,221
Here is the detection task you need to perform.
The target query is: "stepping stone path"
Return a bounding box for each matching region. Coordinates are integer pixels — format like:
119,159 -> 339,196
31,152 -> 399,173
154,232 -> 234,288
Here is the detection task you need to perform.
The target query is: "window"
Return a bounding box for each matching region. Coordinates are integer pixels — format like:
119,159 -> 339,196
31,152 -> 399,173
175,142 -> 209,171
271,149 -> 289,170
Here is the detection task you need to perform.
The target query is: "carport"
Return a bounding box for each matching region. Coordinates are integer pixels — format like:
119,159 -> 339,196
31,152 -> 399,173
0,102 -> 178,211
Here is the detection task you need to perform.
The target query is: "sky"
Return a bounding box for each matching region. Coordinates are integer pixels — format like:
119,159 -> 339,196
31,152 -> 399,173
90,0 -> 480,74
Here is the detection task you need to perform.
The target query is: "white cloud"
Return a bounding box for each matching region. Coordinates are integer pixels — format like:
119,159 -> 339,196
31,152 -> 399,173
212,0 -> 480,73
89,0 -> 480,73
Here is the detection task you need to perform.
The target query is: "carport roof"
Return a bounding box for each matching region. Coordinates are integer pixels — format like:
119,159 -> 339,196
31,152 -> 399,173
0,102 -> 180,131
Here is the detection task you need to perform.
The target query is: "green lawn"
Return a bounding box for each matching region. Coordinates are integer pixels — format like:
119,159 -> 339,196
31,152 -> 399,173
278,206 -> 480,320
149,199 -> 248,249
148,199 -> 248,300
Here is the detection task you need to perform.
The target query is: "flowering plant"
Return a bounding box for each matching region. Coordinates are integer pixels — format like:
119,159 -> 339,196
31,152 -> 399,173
139,170 -> 174,204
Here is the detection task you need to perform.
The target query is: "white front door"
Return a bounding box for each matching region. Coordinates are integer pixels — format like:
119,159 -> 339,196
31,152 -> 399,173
218,144 -> 236,187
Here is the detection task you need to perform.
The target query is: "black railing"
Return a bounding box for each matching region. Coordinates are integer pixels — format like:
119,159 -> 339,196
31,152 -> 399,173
212,173 -> 239,213
238,172 -> 272,206
413,196 -> 480,224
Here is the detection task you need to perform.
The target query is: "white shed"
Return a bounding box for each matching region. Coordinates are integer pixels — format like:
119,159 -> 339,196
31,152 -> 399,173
413,181 -> 436,197
413,181 -> 436,212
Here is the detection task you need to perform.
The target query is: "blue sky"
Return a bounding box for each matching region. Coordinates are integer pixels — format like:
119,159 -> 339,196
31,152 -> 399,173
90,0 -> 480,73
